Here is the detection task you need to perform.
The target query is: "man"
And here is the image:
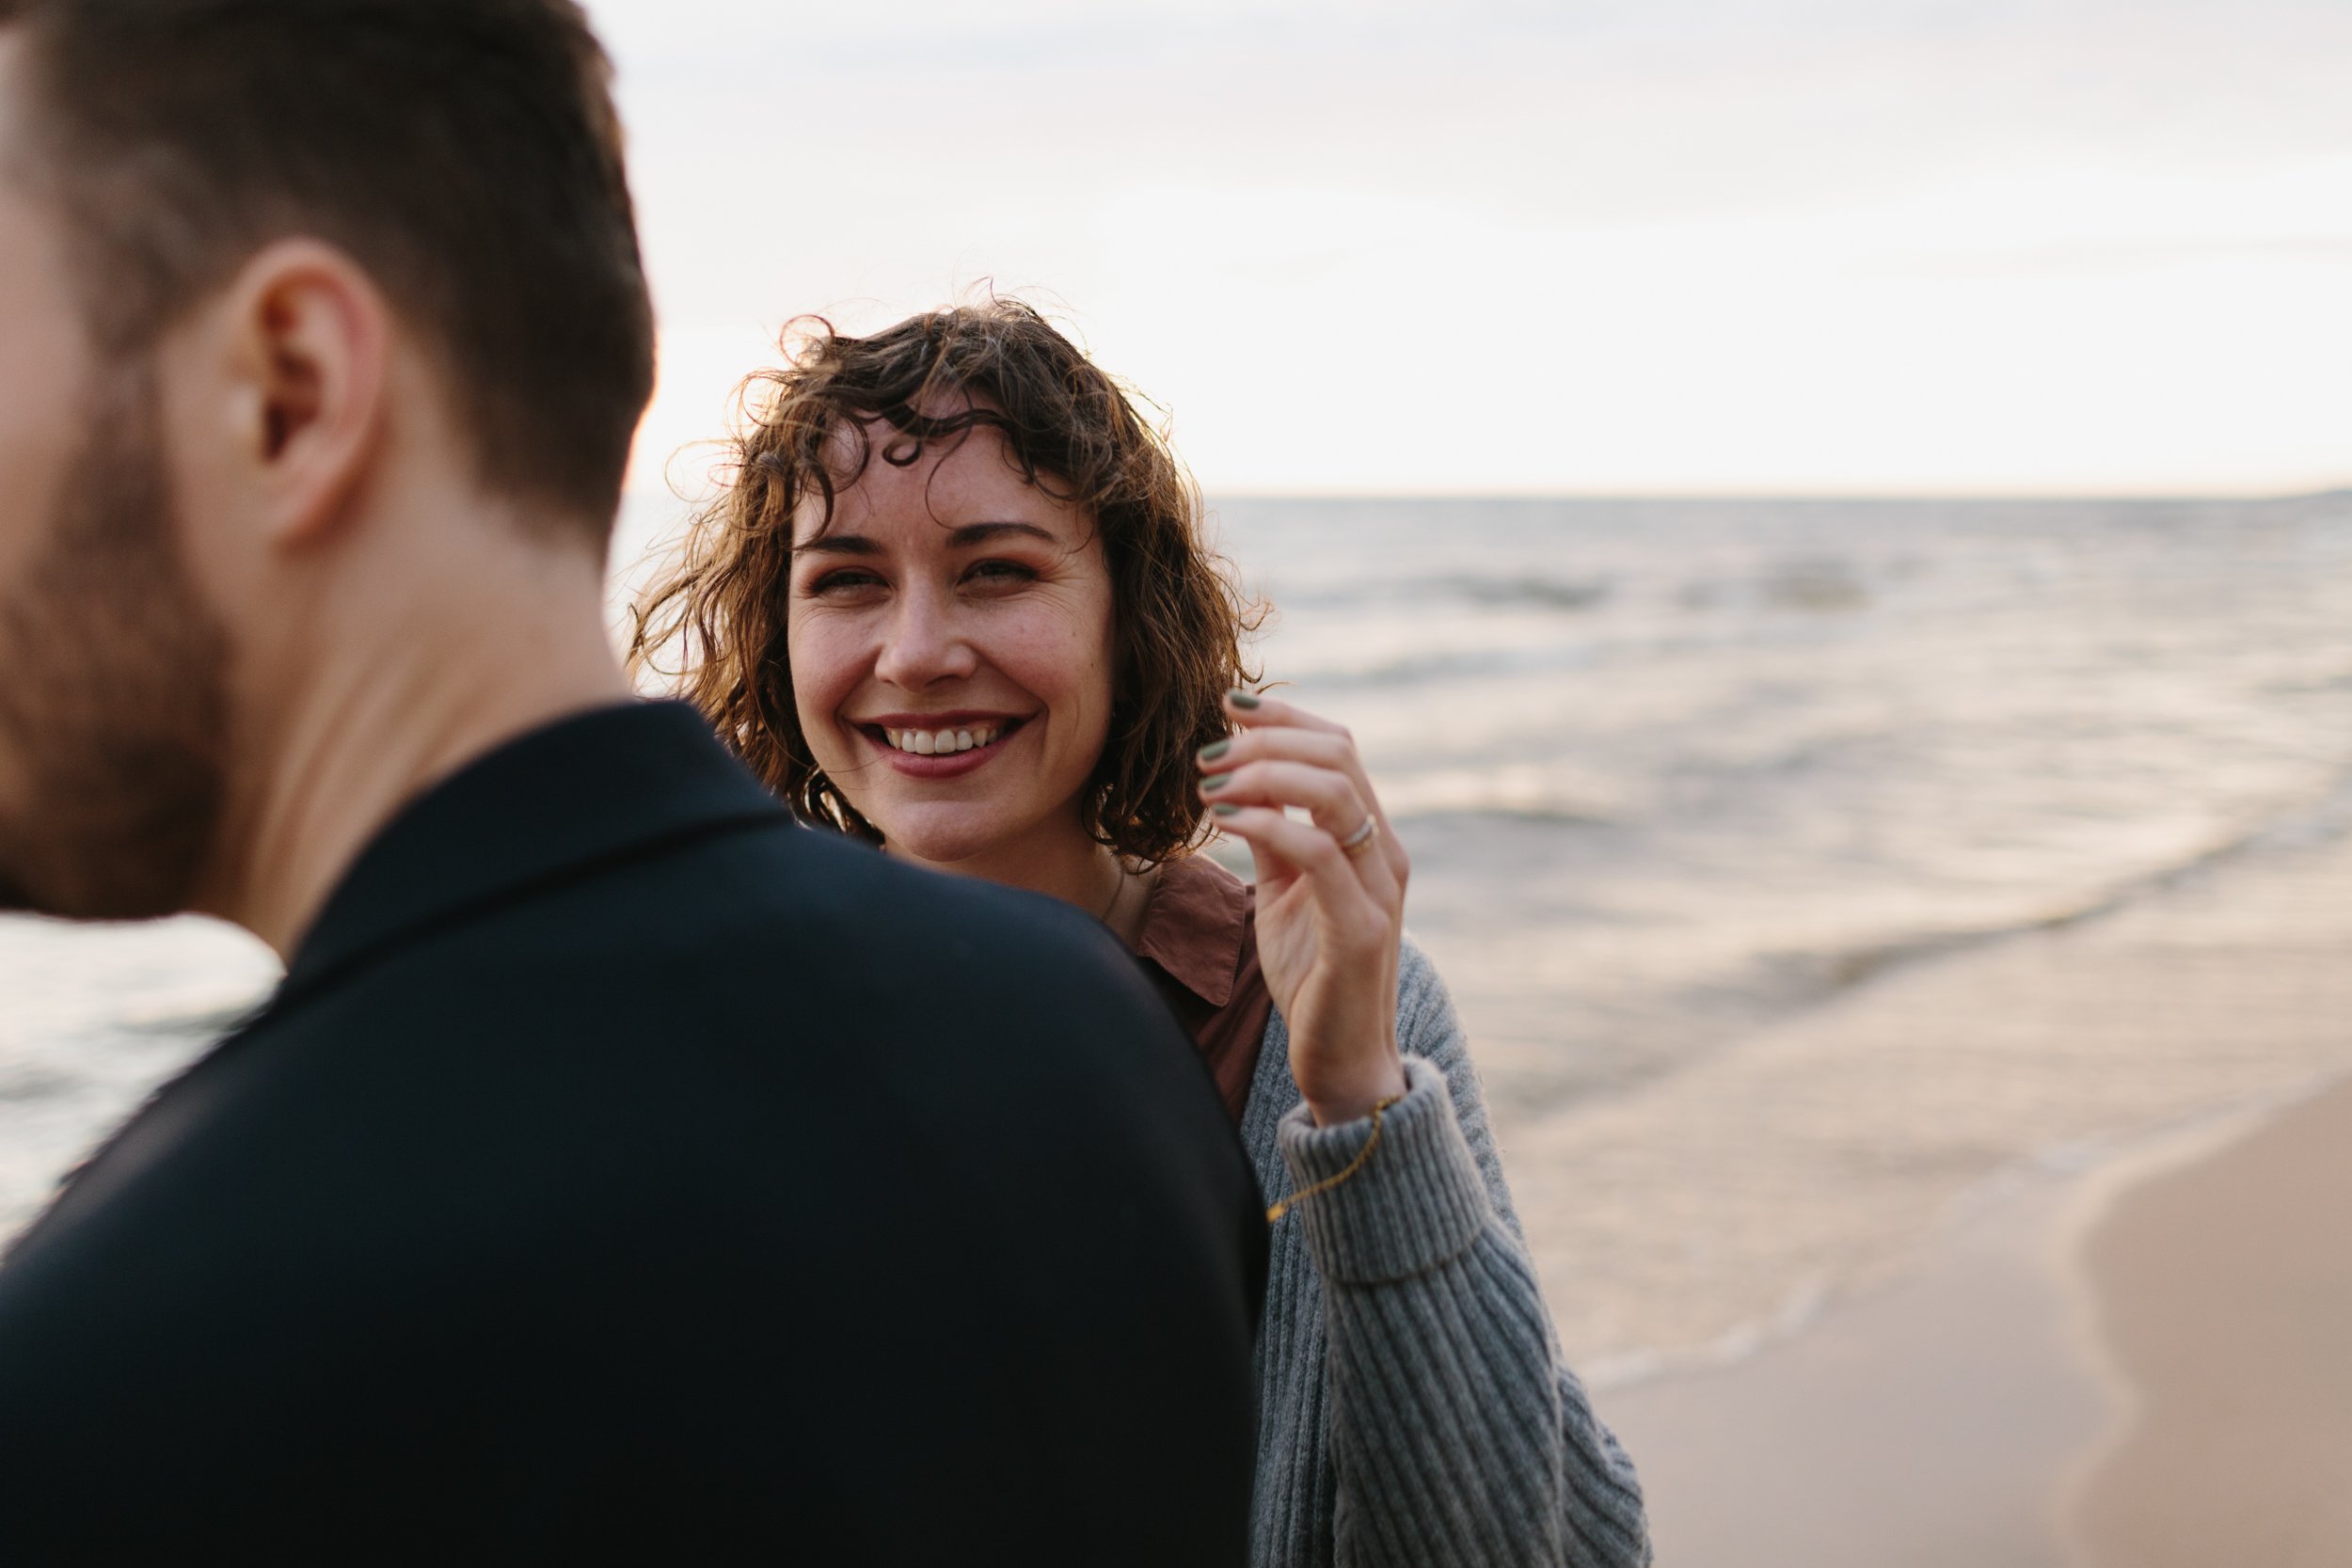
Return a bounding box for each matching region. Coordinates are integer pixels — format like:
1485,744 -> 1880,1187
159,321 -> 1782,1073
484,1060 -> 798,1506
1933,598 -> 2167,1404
0,2 -> 1263,1560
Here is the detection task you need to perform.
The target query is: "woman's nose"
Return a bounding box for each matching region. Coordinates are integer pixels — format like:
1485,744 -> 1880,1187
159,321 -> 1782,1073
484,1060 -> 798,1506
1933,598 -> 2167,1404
872,590 -> 978,689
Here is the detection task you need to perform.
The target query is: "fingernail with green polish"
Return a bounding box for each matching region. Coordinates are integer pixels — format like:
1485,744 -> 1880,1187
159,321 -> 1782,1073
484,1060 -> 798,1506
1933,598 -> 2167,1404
1197,739 -> 1232,763
1210,802 -> 1242,817
1200,773 -> 1232,794
1227,689 -> 1262,710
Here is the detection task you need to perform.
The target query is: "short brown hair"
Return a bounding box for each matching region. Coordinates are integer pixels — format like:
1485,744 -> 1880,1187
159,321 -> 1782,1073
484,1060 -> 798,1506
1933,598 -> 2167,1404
1,0 -> 654,535
632,302 -> 1263,863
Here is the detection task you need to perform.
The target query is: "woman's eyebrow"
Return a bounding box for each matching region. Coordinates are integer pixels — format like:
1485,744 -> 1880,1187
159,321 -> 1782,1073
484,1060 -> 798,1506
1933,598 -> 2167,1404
791,521 -> 1058,558
947,521 -> 1058,546
791,534 -> 880,557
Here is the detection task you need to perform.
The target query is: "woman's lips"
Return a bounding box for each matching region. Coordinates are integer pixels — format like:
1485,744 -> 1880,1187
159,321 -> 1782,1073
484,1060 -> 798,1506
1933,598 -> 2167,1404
858,717 -> 1025,781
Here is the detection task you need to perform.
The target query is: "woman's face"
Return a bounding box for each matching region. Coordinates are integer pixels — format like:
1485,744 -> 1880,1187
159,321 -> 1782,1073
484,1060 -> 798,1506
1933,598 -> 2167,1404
787,420 -> 1118,867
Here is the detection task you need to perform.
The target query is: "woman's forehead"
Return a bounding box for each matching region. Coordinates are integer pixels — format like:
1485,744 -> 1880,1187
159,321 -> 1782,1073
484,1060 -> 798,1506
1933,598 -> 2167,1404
794,417 -> 1087,546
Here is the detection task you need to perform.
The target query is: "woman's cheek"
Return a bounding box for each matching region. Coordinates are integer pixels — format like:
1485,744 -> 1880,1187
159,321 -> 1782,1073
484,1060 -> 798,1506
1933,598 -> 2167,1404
787,623 -> 858,761
1036,585 -> 1116,683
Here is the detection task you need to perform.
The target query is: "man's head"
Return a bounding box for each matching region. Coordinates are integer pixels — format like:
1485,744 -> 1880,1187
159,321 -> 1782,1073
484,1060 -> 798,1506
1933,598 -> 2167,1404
0,0 -> 654,920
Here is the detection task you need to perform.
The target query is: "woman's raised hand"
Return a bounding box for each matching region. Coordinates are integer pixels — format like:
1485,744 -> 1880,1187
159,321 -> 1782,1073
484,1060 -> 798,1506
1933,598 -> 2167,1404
1198,689 -> 1409,1126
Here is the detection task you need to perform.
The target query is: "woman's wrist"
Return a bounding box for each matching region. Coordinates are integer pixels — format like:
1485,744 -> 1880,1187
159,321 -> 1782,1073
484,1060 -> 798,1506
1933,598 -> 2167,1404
1303,1053 -> 1411,1127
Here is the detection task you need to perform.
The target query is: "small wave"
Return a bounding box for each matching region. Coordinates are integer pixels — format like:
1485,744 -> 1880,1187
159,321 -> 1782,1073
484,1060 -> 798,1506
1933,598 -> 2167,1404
1395,803 -> 1615,830
1676,560 -> 1874,615
1286,641 -> 1600,693
1441,575 -> 1613,612
1270,574 -> 1614,615
1582,1277 -> 1835,1393
1761,559 -> 1869,613
2264,668 -> 2352,697
1770,761 -> 2352,1002
1379,761 -> 1627,827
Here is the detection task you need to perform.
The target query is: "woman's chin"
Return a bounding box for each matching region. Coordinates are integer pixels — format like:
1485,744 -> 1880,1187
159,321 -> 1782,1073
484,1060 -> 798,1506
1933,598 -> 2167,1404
871,805 -> 1025,870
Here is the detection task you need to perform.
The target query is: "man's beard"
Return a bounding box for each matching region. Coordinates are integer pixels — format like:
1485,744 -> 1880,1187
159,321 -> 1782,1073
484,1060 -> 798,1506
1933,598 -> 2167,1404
0,360 -> 230,919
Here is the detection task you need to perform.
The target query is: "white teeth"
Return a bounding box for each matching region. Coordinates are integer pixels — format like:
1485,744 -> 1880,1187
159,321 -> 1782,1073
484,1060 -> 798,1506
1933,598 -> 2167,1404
882,724 -> 1005,754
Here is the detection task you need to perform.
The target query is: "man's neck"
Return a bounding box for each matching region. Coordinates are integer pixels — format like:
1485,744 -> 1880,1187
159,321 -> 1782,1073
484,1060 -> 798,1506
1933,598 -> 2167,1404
198,524 -> 629,959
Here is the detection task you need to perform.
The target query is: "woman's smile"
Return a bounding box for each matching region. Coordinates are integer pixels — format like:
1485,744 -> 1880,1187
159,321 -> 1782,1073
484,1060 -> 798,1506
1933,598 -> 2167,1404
855,711 -> 1031,779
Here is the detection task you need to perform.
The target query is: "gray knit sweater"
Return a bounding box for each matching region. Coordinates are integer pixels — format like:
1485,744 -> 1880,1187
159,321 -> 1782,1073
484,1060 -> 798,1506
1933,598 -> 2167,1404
1243,937 -> 1651,1568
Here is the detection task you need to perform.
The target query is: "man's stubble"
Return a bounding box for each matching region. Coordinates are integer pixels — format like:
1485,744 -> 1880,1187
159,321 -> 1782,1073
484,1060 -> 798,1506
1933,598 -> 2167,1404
0,358 -> 230,918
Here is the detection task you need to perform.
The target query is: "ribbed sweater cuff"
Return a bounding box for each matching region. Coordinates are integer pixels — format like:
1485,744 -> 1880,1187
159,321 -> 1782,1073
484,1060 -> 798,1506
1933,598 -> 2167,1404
1276,1057 -> 1493,1285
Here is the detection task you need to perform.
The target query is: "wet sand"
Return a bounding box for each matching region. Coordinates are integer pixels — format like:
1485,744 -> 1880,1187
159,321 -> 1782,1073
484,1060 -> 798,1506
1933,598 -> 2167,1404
1497,816 -> 2352,1381
1499,816 -> 2352,1565
1601,1177 -> 2105,1568
1593,1084 -> 2352,1568
2072,1076 -> 2352,1568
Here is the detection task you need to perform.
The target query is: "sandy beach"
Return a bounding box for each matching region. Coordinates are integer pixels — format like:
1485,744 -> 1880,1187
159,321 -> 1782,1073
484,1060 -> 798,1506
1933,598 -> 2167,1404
1600,1173 -> 2106,1568
2072,1075 -> 2352,1566
1510,798 -> 2352,1564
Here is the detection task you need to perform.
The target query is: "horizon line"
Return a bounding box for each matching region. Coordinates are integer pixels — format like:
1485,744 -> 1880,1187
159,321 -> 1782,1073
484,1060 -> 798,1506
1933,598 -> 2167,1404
622,483 -> 2352,507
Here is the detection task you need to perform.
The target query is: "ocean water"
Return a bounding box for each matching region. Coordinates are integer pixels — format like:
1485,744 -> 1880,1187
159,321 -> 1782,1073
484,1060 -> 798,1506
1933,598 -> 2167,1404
1210,495 -> 2352,1116
7,493 -> 2352,1366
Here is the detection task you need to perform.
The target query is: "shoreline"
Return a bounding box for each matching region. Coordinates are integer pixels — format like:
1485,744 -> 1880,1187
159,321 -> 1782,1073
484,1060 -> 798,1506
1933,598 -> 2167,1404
1496,794 -> 2352,1378
1492,781 -> 2352,1563
1597,1164 -> 2106,1568
1587,1075 -> 2352,1567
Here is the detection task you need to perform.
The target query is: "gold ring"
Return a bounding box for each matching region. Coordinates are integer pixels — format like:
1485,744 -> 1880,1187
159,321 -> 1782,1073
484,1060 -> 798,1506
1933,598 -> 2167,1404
1339,816 -> 1380,856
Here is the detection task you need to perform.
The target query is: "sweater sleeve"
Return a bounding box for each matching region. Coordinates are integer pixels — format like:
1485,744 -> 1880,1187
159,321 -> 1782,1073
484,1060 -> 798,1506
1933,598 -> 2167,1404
1274,939 -> 1652,1568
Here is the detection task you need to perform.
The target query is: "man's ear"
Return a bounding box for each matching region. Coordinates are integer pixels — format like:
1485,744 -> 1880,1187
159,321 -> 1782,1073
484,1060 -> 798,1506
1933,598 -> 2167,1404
207,239 -> 390,552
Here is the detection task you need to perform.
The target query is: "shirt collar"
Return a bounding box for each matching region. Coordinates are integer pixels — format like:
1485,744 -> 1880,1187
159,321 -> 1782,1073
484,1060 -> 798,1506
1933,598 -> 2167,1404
280,701 -> 788,1002
1133,852 -> 1251,1009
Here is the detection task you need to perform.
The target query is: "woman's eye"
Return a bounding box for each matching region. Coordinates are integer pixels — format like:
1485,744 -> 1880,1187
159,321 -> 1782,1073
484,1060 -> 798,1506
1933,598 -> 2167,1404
964,560 -> 1037,587
804,569 -> 883,597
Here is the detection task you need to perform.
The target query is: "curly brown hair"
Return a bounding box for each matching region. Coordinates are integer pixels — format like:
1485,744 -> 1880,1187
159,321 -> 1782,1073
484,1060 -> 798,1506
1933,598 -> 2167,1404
630,300 -> 1262,863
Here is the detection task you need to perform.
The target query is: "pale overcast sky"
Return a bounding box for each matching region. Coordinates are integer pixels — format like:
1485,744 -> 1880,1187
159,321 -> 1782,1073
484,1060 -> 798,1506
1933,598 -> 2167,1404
583,0 -> 2352,497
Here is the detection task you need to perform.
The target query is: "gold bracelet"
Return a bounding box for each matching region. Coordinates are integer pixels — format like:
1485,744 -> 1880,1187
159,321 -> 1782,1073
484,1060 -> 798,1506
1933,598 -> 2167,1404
1266,1091 -> 1408,1224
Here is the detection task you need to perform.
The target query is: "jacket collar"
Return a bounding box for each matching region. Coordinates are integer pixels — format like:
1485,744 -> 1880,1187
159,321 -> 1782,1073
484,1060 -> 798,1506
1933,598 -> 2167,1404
280,701 -> 788,1004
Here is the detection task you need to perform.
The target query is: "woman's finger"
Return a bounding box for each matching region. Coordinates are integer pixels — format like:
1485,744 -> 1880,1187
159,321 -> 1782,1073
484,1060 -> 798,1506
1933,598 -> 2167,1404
1210,696 -> 1378,823
1202,757 -> 1363,834
1199,725 -> 1358,777
1208,691 -> 1408,882
1206,804 -> 1394,943
1200,760 -> 1400,907
1219,689 -> 1348,738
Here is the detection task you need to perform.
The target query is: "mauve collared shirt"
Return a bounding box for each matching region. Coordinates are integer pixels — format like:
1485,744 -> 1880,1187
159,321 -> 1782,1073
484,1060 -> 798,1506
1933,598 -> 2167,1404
1132,853 -> 1275,1124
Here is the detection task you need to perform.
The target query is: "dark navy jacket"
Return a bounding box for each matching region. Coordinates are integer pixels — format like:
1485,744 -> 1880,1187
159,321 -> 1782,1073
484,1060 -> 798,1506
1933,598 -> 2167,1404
0,702 -> 1263,1563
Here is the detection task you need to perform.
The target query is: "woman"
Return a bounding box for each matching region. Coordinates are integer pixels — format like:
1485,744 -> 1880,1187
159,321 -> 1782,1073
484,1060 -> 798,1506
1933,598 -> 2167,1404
633,302 -> 1650,1568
